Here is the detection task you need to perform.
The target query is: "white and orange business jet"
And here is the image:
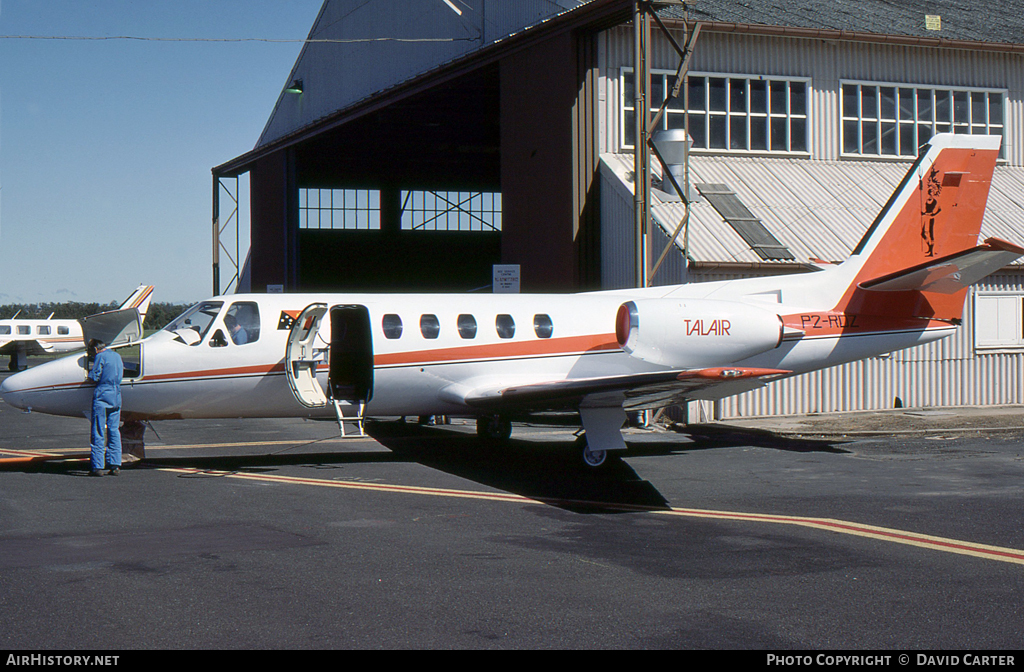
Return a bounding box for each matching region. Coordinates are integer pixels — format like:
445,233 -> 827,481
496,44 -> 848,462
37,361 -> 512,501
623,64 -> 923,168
0,286 -> 153,372
2,134 -> 1022,467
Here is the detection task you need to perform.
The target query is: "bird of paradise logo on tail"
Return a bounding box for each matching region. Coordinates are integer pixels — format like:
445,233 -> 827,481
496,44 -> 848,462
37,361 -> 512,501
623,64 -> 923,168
922,166 -> 943,257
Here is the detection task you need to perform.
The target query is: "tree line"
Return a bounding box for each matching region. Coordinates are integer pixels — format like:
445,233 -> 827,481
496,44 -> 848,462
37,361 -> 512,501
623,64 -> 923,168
0,300 -> 191,331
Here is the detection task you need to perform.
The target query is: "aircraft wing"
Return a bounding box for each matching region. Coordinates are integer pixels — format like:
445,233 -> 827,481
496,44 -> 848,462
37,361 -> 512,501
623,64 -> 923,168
0,339 -> 52,357
859,238 -> 1024,294
458,367 -> 791,412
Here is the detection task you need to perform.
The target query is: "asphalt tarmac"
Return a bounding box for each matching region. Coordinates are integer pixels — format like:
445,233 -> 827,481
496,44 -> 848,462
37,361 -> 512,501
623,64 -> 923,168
1,370 -> 1023,650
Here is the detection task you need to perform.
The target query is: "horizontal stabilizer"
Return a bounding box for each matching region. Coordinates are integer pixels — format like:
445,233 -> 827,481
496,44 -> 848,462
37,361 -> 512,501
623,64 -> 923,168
859,238 -> 1024,294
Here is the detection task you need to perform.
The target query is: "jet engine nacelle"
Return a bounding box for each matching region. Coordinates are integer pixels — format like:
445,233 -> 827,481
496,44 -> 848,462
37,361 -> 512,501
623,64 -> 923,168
616,299 -> 784,368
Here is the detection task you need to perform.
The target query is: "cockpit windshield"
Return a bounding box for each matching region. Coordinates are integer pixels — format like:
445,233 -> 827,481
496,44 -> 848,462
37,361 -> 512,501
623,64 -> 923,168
164,301 -> 223,343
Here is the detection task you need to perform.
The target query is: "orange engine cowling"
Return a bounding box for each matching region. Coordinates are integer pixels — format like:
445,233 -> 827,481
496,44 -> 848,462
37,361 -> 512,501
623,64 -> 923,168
616,299 -> 784,368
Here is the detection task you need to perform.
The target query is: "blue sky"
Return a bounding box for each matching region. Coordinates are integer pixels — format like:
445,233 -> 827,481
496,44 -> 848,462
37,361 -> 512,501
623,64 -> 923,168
0,0 -> 324,305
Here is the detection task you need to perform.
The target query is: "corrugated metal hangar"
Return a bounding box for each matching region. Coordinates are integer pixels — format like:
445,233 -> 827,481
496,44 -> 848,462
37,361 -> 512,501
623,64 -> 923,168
213,0 -> 1024,419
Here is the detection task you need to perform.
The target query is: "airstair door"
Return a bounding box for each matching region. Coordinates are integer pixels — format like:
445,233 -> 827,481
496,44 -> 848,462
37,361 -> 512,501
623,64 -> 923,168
285,303 -> 329,408
329,305 -> 374,404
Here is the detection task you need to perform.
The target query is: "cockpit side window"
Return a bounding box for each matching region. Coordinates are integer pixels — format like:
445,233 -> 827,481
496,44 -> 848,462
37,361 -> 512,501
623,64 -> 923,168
224,302 -> 260,345
164,301 -> 224,344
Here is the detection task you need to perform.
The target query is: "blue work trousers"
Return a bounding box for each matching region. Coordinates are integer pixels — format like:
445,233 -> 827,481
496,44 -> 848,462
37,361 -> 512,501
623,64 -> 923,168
90,401 -> 122,471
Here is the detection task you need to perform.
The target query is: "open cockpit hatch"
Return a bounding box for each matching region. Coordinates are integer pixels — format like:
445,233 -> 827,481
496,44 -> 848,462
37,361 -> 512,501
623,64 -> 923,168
79,306 -> 144,379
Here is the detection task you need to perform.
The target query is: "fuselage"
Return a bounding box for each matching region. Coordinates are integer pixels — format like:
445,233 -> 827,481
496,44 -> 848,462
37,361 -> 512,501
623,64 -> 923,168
0,318 -> 84,356
0,270 -> 956,421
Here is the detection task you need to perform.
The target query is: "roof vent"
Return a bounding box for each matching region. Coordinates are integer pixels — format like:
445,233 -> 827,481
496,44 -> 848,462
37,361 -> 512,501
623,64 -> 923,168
652,129 -> 700,202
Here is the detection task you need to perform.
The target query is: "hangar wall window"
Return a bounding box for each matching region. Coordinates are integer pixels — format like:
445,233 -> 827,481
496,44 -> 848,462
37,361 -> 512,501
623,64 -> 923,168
621,69 -> 810,154
841,81 -> 1006,158
299,189 -> 381,230
400,191 -> 501,231
974,292 -> 1024,351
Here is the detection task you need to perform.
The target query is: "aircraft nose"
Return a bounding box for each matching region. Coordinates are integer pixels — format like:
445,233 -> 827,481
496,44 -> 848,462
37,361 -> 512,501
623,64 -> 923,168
0,355 -> 91,415
0,370 -> 29,410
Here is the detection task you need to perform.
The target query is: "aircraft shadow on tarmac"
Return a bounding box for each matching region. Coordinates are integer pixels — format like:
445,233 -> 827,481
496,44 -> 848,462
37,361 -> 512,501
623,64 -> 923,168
666,423 -> 850,455
7,420 -> 846,515
364,420 -> 846,512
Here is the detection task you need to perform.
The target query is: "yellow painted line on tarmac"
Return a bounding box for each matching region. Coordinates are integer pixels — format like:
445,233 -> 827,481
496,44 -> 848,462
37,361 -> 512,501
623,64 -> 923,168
159,466 -> 1024,567
0,448 -> 74,464
0,438 -> 356,462
143,439 -> 357,450
0,448 -> 59,458
654,507 -> 1024,566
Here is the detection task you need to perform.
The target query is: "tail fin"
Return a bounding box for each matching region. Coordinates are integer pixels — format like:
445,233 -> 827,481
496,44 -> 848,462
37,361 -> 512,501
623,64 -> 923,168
118,285 -> 154,322
835,133 -> 1008,321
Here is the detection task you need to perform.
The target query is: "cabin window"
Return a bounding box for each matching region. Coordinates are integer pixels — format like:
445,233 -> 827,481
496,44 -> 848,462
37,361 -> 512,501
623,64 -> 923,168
37,326 -> 50,335
0,326 -> 9,335
17,326 -> 29,335
495,314 -> 515,339
534,314 -> 554,339
58,326 -> 69,335
420,314 -> 440,339
382,314 -> 403,339
225,302 -> 260,345
457,314 -> 477,339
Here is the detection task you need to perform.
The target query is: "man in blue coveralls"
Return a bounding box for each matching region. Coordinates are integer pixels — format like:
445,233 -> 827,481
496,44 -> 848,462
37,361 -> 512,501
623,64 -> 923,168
88,339 -> 123,477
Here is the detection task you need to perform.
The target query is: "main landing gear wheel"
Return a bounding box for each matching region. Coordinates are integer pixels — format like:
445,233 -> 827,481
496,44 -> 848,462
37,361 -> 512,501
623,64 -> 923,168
576,434 -> 607,468
477,415 -> 513,441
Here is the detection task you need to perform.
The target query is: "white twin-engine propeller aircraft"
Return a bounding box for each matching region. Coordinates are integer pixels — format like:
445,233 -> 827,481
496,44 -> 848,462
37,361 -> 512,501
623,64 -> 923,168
0,285 -> 153,371
2,134 -> 1022,467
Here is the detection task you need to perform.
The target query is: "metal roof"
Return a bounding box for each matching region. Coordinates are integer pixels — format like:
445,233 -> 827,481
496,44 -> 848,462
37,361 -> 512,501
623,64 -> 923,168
665,0 -> 1024,48
256,0 -> 594,150
602,152 -> 1024,266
